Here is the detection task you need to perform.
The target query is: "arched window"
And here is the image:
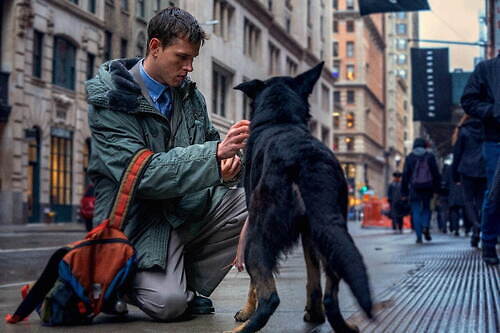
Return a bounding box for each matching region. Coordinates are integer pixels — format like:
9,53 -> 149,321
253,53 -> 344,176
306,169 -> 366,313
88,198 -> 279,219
136,32 -> 146,57
53,36 -> 76,90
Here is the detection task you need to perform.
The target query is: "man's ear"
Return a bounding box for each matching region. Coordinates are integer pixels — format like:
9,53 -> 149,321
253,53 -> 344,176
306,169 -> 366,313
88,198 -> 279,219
234,79 -> 265,99
294,62 -> 324,98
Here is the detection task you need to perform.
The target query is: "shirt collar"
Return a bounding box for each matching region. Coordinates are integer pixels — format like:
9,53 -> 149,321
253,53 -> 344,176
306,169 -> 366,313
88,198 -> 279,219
139,59 -> 169,103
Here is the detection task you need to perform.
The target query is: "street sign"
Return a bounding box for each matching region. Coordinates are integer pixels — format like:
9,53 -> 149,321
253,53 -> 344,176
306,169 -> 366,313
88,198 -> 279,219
358,0 -> 430,16
411,48 -> 452,122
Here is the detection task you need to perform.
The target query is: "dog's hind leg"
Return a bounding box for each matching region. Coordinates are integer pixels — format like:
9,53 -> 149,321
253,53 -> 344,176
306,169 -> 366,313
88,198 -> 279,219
302,232 -> 325,324
323,268 -> 359,333
232,242 -> 280,333
234,282 -> 256,322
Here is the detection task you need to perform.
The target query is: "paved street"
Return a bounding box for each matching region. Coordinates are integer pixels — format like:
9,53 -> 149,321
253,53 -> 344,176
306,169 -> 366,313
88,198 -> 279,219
0,222 -> 498,333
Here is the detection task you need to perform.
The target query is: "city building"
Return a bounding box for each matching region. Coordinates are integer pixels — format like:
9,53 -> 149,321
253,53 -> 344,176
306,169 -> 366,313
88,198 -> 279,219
0,0 -> 335,225
384,11 -> 418,181
332,0 -> 386,197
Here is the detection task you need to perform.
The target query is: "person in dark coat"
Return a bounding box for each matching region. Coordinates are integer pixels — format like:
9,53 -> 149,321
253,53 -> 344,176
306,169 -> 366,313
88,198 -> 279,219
387,172 -> 406,233
451,115 -> 487,247
461,56 -> 500,265
401,138 -> 441,243
442,162 -> 469,236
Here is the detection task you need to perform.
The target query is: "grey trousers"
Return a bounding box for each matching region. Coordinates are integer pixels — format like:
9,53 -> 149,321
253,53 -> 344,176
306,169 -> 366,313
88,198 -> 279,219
127,188 -> 247,321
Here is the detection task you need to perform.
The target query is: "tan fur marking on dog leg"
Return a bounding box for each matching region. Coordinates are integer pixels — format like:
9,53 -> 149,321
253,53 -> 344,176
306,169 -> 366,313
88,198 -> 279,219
235,285 -> 257,322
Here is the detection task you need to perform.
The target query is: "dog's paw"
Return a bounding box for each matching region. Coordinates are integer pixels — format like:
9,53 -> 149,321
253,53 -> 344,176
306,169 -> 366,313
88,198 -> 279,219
234,309 -> 252,322
303,309 -> 325,323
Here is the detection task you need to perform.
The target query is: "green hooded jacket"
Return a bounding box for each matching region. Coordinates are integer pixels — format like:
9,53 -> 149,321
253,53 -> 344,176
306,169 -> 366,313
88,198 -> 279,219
85,58 -> 239,270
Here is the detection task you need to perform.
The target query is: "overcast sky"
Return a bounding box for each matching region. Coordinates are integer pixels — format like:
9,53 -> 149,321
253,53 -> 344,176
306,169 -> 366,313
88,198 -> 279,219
419,0 -> 484,71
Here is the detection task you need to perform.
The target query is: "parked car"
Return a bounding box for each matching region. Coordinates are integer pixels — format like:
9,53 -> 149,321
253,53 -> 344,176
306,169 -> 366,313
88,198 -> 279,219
79,184 -> 95,231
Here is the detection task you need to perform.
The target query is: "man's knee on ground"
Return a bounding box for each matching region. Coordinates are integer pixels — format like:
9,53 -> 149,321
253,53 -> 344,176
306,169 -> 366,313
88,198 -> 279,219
137,289 -> 188,321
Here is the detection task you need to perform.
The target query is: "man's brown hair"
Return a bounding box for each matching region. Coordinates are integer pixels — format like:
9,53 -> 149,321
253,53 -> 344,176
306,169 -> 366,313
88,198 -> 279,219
146,7 -> 208,55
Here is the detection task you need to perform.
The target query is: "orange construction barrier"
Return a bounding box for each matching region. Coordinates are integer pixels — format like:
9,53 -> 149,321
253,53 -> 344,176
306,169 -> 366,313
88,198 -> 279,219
361,197 -> 411,229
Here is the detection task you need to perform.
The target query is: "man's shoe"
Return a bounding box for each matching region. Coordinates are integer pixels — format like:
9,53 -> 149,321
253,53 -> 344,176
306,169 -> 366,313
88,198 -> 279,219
482,246 -> 499,265
423,228 -> 432,241
416,238 -> 423,244
470,236 -> 480,248
187,295 -> 215,315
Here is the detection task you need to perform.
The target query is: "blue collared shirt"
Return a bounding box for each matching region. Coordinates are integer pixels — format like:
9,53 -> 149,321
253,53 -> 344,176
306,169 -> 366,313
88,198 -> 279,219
139,60 -> 173,118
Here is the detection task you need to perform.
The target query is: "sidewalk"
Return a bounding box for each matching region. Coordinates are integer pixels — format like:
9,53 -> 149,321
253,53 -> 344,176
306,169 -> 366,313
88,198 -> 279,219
1,222 -> 87,233
0,222 -> 498,332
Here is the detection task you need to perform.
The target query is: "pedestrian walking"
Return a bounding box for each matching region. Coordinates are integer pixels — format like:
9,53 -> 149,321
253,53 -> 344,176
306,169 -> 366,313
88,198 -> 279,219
387,172 -> 407,233
451,115 -> 486,247
461,56 -> 500,265
85,8 -> 250,320
443,162 -> 469,237
401,138 -> 441,244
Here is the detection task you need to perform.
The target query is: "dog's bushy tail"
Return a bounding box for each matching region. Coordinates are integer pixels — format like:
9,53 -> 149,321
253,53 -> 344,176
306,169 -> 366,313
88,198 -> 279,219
295,169 -> 373,318
309,222 -> 373,318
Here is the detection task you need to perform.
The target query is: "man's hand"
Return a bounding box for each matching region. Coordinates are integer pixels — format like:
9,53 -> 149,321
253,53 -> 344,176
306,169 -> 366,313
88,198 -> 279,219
221,155 -> 242,182
217,120 -> 250,160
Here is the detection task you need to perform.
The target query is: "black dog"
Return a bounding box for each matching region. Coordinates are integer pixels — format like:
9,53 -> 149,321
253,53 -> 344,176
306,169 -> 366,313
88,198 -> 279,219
232,63 -> 373,333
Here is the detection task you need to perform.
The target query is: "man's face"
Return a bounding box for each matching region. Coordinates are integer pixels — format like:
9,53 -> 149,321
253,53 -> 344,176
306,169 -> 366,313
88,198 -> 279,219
149,37 -> 200,87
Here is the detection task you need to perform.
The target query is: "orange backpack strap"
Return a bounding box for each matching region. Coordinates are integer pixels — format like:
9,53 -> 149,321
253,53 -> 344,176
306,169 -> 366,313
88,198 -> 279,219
108,149 -> 154,230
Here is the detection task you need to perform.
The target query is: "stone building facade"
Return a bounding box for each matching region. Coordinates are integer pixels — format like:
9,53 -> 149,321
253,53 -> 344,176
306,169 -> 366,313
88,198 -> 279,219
384,11 -> 418,179
0,0 -> 335,225
332,0 -> 386,197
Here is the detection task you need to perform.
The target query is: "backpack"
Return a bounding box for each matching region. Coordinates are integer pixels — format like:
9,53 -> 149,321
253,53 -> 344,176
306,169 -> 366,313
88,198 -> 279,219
5,149 -> 153,326
411,154 -> 433,190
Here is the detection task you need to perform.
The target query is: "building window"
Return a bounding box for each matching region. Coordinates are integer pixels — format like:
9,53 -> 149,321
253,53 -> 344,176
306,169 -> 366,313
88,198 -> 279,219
104,30 -> 112,61
346,0 -> 354,10
86,52 -> 95,80
396,23 -> 407,35
268,0 -> 273,11
333,20 -> 338,33
155,0 -> 161,12
69,0 -> 79,4
52,36 -> 76,90
321,126 -> 330,145
307,36 -> 312,50
397,39 -> 407,50
396,12 -> 407,19
268,43 -> 280,76
333,0 -> 338,10
307,0 -> 312,27
333,60 -> 340,78
88,0 -> 96,13
33,30 -> 44,78
333,112 -> 340,129
309,119 -> 318,136
345,136 -> 354,151
346,41 -> 354,57
121,0 -> 128,11
213,0 -> 234,41
136,31 -> 146,57
334,91 -> 341,103
398,69 -> 407,79
286,57 -> 298,75
242,78 -> 253,120
285,15 -> 292,34
333,135 -> 339,151
346,64 -> 355,80
346,112 -> 355,128
83,138 -> 91,187
120,38 -> 128,58
212,63 -> 232,118
243,18 -> 260,61
346,20 -> 354,32
137,0 -> 145,17
50,131 -> 73,205
26,127 -> 41,222
321,85 -> 330,113
397,54 -> 407,65
347,90 -> 355,104
332,41 -> 339,57
320,15 -> 324,38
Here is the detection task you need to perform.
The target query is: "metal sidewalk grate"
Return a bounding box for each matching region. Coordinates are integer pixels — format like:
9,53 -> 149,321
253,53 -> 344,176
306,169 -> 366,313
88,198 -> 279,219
353,245 -> 500,333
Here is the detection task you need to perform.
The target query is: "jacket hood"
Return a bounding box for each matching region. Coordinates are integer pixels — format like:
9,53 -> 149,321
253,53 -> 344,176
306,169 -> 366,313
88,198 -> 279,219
85,57 -> 196,112
461,118 -> 483,137
412,147 -> 427,156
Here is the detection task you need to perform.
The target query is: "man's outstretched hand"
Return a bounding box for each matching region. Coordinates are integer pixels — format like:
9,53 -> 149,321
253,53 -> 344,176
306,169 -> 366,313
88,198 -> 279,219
221,155 -> 242,182
217,120 -> 250,160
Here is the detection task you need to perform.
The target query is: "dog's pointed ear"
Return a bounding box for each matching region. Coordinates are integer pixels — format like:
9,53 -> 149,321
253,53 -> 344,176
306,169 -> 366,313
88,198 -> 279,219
234,80 -> 265,99
294,62 -> 324,98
